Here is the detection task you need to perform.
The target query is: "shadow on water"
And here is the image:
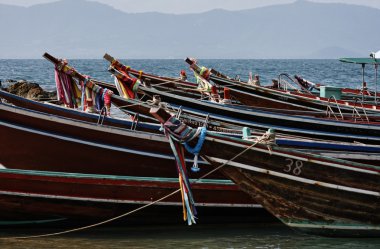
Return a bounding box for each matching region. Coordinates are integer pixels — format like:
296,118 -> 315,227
1,222 -> 380,249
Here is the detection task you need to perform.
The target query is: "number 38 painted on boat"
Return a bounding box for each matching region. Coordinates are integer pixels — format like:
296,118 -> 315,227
284,158 -> 303,175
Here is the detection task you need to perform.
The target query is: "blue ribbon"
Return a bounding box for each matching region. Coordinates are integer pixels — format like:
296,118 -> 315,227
184,127 -> 207,172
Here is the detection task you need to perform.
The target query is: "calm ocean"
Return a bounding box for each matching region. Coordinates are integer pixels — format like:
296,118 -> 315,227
1,59 -> 380,248
0,59 -> 378,91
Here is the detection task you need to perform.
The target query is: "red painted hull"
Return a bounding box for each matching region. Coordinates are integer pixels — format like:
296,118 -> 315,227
0,103 -> 212,178
0,103 -> 258,222
0,169 -> 258,224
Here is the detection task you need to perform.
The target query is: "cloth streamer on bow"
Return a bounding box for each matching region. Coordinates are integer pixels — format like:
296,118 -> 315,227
113,75 -> 140,99
80,76 -> 90,111
163,116 -> 198,225
54,66 -> 81,108
168,136 -> 197,225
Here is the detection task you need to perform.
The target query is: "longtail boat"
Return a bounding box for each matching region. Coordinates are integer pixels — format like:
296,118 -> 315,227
92,53 -> 380,144
39,53 -> 380,160
102,54 -> 350,116
103,53 -> 211,102
0,101 -> 262,225
186,58 -> 380,116
294,74 -> 380,101
152,107 -> 380,237
0,55 -> 264,223
0,168 -> 257,225
2,89 -> 380,166
111,83 -> 380,144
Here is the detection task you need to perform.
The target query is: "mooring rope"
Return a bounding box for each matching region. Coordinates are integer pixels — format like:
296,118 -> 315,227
0,189 -> 181,240
0,133 -> 267,240
145,77 -> 184,87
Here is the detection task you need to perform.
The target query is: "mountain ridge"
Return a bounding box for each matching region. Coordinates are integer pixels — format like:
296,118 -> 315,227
0,0 -> 379,59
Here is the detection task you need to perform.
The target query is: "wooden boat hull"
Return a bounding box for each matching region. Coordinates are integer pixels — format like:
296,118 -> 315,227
3,90 -> 380,167
208,70 -> 380,115
0,102 -> 223,179
138,86 -> 380,144
0,103 -> 262,213
3,90 -> 380,169
40,53 -> 380,144
154,109 -> 380,237
204,138 -> 380,237
0,168 -> 259,225
219,166 -> 380,237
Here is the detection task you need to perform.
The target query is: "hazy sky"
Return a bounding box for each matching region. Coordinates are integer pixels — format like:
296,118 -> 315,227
1,0 -> 379,13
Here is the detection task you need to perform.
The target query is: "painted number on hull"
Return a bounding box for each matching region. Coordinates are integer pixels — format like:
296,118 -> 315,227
284,158 -> 303,175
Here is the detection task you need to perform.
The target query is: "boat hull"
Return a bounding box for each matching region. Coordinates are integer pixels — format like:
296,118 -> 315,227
154,109 -> 380,237
0,168 -> 259,225
0,103 -> 259,221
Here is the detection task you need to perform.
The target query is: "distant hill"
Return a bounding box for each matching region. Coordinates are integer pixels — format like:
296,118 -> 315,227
0,0 -> 379,59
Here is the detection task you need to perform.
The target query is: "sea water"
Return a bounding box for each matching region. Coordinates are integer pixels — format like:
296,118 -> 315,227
0,59 -> 378,91
1,223 -> 380,249
1,59 -> 380,248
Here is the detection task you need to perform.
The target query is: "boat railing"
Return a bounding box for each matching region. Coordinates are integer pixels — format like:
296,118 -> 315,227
326,96 -> 344,121
351,98 -> 369,123
278,73 -> 311,94
130,113 -> 140,130
97,107 -> 107,125
176,106 -> 183,119
203,114 -> 210,127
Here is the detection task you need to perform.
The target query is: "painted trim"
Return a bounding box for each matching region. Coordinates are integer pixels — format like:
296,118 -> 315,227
0,168 -> 231,185
0,218 -> 66,225
0,191 -> 260,208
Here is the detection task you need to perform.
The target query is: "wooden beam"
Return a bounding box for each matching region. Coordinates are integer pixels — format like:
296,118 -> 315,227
103,53 -> 115,63
149,107 -> 172,124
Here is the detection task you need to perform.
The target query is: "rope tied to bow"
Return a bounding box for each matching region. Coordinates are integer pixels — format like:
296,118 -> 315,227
184,126 -> 207,172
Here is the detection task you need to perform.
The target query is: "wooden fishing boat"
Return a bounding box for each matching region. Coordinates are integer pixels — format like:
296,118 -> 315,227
90,53 -> 380,144
2,89 -> 380,166
294,74 -> 380,101
0,101 -> 264,226
152,107 -> 380,237
0,101 -> 201,178
0,168 -> 257,225
103,53 -> 197,90
0,89 -> 159,130
118,85 -> 380,144
102,55 -> 365,117
42,53 -> 380,147
186,58 -> 380,116
103,53 -> 210,102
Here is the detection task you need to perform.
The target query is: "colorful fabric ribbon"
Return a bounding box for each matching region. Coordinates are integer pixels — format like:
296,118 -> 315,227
55,65 -> 81,108
163,116 -> 200,225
